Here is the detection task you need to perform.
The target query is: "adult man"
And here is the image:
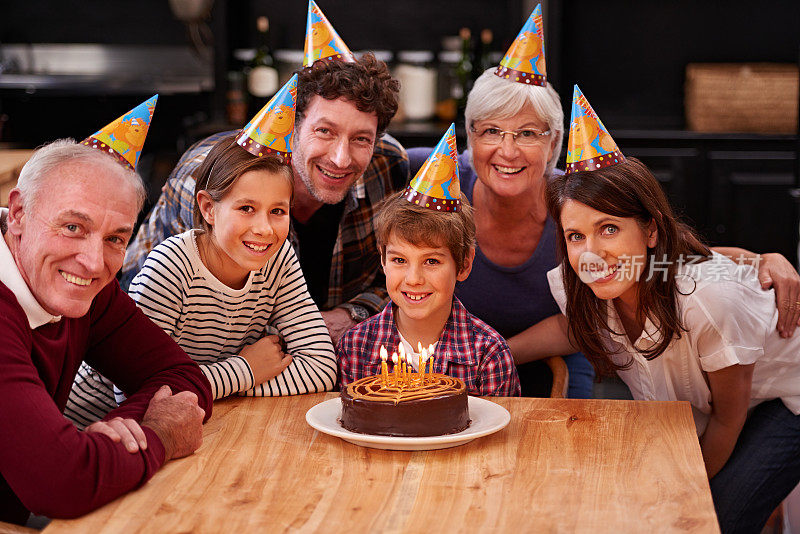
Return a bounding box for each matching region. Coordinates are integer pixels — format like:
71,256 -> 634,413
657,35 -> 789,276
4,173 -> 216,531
0,140 -> 212,524
120,54 -> 408,343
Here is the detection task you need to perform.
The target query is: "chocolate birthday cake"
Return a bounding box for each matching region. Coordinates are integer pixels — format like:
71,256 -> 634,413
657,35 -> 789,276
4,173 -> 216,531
340,373 -> 470,437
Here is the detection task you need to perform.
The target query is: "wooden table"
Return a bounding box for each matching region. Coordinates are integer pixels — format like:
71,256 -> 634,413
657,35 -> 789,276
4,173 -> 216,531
44,394 -> 719,533
0,150 -> 34,206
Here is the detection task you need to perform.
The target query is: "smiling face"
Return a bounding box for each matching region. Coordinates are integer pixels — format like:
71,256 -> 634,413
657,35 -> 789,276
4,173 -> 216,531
197,169 -> 292,288
469,103 -> 556,199
560,199 -> 657,309
291,96 -> 378,205
382,232 -> 473,335
5,158 -> 139,318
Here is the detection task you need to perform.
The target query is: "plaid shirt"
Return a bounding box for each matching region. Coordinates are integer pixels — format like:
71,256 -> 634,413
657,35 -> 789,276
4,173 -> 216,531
121,131 -> 409,314
337,297 -> 521,396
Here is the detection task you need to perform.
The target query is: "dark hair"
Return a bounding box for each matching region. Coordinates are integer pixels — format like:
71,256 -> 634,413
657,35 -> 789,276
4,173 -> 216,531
296,53 -> 399,137
193,134 -> 294,232
545,157 -> 710,376
375,191 -> 476,273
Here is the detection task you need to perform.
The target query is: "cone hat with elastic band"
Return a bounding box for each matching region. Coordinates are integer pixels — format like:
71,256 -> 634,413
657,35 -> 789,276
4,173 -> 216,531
303,0 -> 355,67
235,74 -> 297,162
495,4 -> 546,86
403,124 -> 461,212
566,85 -> 625,174
82,95 -> 157,171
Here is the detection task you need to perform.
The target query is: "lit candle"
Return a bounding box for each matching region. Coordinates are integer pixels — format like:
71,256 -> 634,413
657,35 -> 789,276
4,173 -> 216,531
428,355 -> 434,376
380,345 -> 389,387
392,352 -> 399,386
419,348 -> 428,386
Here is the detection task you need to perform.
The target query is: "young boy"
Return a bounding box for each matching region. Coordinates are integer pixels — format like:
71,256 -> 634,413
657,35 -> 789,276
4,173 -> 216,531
336,189 -> 521,396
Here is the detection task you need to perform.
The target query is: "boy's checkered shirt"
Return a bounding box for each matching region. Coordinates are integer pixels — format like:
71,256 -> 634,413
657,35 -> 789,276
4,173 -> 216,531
337,297 -> 521,396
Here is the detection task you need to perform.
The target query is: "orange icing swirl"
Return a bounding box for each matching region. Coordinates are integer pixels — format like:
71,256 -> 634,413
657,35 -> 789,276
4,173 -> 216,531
346,373 -> 465,405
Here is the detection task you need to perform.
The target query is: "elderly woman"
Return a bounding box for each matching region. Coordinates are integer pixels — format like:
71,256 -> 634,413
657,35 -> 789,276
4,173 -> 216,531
408,69 -> 800,398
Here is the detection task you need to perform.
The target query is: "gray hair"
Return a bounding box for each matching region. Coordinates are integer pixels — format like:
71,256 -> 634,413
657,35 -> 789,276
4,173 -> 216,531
16,139 -> 146,212
464,68 -> 564,177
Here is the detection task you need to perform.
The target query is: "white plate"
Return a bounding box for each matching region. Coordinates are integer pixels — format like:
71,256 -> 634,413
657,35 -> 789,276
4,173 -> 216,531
305,396 -> 510,450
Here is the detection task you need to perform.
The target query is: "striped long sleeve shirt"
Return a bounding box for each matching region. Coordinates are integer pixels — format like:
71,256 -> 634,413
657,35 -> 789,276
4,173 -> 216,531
66,231 -> 336,427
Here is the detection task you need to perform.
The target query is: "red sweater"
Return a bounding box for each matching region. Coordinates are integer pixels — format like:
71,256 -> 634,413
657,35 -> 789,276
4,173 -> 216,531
0,279 -> 212,524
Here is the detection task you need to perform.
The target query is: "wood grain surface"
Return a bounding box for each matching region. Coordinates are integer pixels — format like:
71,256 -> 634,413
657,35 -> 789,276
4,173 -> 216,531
44,394 -> 719,533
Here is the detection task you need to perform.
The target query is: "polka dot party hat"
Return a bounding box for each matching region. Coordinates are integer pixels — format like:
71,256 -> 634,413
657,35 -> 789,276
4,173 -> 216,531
81,95 -> 157,171
303,0 -> 355,67
566,85 -> 625,175
403,123 -> 461,212
235,74 -> 297,162
495,4 -> 547,86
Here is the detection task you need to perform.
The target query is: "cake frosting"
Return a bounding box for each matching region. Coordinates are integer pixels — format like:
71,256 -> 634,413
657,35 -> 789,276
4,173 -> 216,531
340,373 -> 470,437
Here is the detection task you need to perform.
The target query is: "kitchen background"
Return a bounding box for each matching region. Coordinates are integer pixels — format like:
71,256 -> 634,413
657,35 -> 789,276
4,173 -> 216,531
1,0 -> 798,262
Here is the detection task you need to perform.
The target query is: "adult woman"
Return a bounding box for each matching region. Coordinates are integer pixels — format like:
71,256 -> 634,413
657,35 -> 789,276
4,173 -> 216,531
544,156 -> 800,533
409,69 -> 593,396
408,69 -> 800,398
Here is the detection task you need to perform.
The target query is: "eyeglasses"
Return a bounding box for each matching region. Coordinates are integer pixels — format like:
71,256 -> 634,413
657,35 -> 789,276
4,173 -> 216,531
469,126 -> 552,146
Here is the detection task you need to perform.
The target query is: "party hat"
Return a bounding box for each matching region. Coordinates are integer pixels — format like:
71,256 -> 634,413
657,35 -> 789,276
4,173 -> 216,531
403,124 -> 461,212
82,95 -> 157,171
495,4 -> 546,86
303,0 -> 355,67
235,74 -> 297,162
565,85 -> 625,174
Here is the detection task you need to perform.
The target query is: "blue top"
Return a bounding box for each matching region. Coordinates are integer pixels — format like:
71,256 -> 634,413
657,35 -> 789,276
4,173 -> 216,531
407,147 -> 594,398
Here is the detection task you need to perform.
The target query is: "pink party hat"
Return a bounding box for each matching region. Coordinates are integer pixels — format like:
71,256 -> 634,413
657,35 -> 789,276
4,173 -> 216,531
235,74 -> 297,161
82,95 -> 157,171
303,0 -> 355,67
565,85 -> 625,174
404,123 -> 461,212
495,4 -> 547,86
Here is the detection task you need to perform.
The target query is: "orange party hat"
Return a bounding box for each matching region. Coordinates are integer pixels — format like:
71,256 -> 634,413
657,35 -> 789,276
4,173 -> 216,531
404,123 -> 461,212
303,0 -> 355,67
565,85 -> 625,174
82,95 -> 157,171
495,4 -> 546,86
235,74 -> 297,162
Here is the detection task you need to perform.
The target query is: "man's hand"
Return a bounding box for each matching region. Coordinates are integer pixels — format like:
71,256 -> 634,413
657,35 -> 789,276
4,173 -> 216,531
85,417 -> 148,453
757,253 -> 800,338
141,385 -> 205,461
239,334 -> 292,384
321,308 -> 356,347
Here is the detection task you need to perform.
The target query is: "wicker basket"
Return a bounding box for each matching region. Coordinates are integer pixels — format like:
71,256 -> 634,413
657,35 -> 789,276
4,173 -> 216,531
685,63 -> 798,134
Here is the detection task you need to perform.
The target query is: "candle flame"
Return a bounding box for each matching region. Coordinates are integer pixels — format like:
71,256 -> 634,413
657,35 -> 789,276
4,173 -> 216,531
380,345 -> 388,362
417,341 -> 424,353
392,352 -> 398,364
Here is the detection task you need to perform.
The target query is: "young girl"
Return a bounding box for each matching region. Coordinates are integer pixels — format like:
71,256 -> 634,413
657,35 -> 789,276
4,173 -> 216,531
542,156 -> 800,534
67,135 -> 336,422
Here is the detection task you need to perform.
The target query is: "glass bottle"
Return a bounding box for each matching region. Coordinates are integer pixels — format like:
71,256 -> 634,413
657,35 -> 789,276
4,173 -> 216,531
248,16 -> 279,101
474,28 -> 494,79
454,27 -> 473,119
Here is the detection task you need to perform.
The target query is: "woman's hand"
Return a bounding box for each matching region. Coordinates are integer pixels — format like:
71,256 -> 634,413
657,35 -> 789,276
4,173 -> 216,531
240,335 -> 292,384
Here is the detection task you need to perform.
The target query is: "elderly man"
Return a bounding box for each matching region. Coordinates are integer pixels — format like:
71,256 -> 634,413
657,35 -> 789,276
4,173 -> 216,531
0,140 -> 212,525
120,54 -> 408,343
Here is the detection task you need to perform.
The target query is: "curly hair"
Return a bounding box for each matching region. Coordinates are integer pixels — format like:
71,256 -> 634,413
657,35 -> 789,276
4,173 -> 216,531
296,53 -> 399,136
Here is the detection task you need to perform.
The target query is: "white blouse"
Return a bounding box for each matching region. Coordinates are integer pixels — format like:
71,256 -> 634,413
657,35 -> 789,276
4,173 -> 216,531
548,253 -> 800,435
